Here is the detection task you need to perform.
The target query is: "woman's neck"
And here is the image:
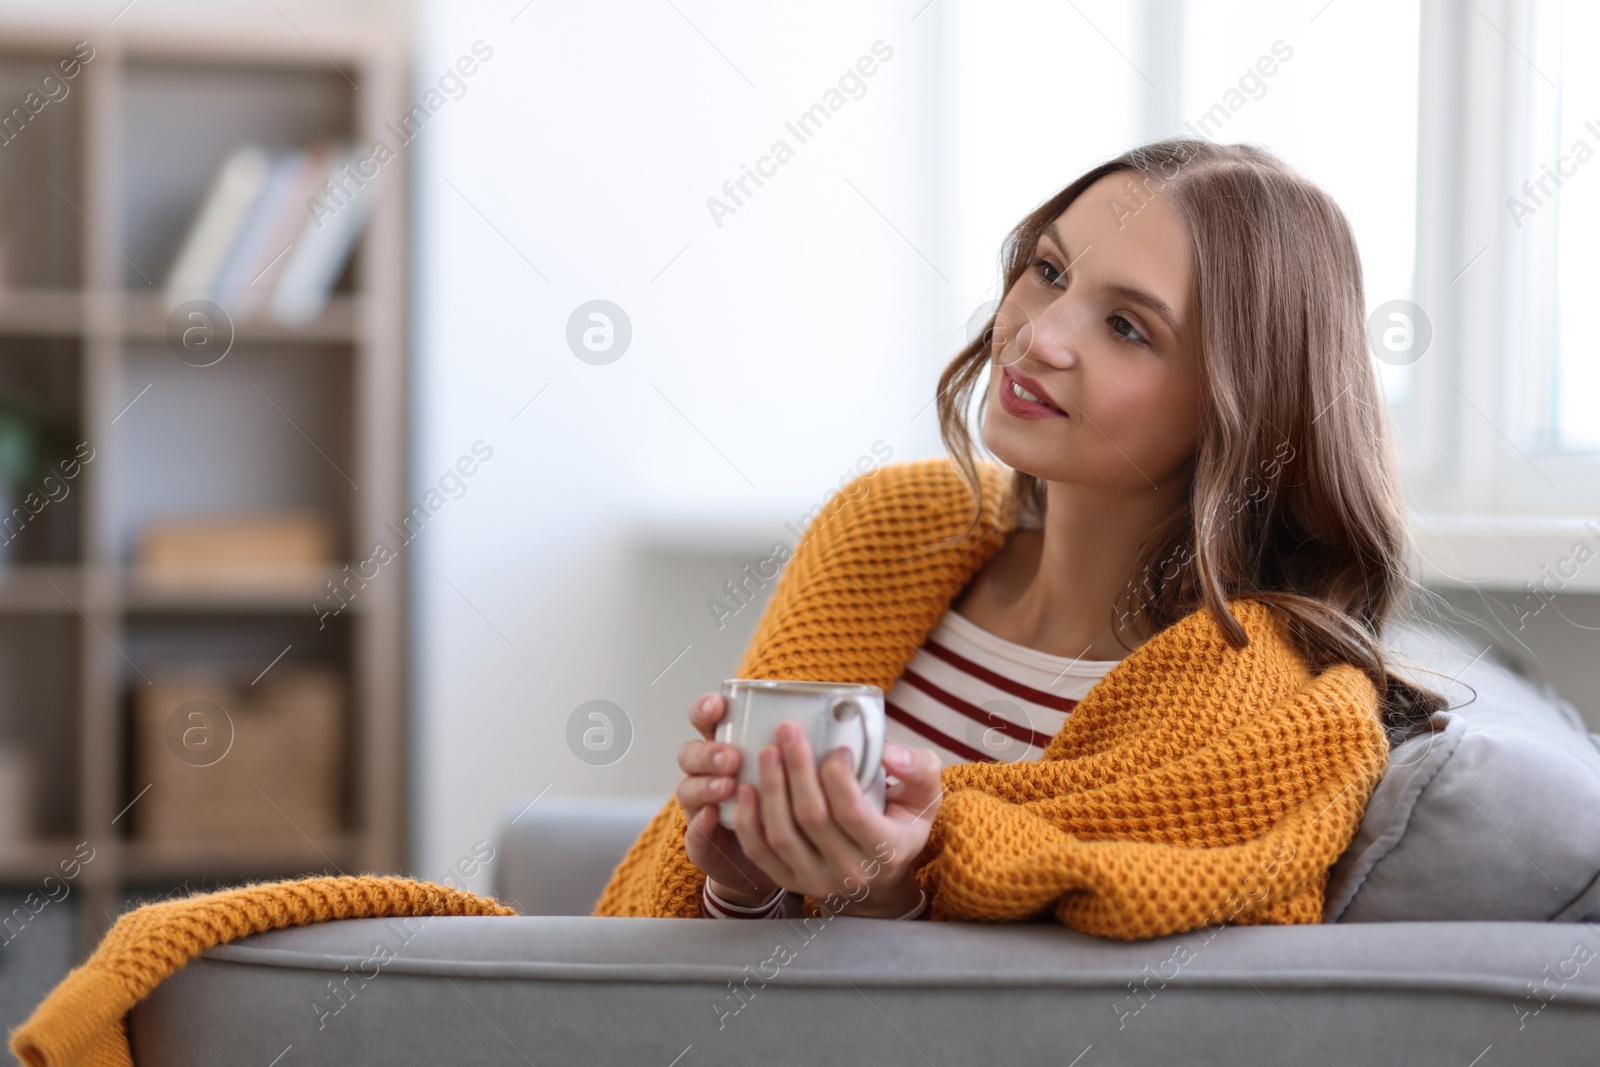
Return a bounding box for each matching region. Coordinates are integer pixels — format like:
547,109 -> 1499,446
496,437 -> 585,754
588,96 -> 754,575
958,479 -> 1188,662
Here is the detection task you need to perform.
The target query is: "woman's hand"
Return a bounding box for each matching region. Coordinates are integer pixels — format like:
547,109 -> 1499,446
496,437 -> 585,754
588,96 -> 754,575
729,719 -> 942,919
676,692 -> 784,908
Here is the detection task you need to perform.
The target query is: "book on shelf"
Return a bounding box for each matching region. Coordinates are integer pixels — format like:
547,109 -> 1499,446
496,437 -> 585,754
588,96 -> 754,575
209,145 -> 322,320
162,141 -> 374,325
163,146 -> 272,313
272,143 -> 375,325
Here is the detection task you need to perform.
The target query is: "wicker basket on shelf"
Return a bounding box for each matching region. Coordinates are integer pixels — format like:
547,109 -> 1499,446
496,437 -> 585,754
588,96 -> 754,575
133,667 -> 343,842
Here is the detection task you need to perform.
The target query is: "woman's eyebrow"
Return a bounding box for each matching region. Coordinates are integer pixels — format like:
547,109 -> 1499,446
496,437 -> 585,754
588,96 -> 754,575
1043,222 -> 1183,338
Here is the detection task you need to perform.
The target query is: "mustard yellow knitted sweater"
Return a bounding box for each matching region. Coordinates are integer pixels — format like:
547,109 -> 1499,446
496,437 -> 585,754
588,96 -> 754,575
11,877 -> 513,1067
592,456 -> 1391,939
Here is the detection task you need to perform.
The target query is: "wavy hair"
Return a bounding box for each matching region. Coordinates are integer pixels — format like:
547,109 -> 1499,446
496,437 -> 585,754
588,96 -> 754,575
934,137 -> 1447,746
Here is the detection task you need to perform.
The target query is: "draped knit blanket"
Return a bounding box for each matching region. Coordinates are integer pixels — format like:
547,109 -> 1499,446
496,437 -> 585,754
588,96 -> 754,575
11,876 -> 514,1067
592,456 -> 1391,939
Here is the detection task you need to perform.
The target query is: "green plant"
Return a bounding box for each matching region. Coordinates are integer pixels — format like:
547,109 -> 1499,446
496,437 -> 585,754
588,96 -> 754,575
0,392 -> 73,491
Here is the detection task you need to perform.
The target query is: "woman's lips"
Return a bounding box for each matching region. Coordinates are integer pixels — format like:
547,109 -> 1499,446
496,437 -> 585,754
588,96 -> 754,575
999,367 -> 1068,419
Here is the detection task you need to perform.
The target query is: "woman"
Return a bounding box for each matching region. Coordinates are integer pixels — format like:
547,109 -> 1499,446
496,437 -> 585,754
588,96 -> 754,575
595,137 -> 1447,935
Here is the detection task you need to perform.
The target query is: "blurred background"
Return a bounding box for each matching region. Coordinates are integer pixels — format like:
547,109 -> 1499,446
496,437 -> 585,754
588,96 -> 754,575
0,0 -> 1594,1023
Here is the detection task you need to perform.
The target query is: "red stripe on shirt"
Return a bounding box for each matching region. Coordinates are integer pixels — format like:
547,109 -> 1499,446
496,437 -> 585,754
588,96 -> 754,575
885,699 -> 994,763
899,668 -> 1056,750
922,638 -> 1084,713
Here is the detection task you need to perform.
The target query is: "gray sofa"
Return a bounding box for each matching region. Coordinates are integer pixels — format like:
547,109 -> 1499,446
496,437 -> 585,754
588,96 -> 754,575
129,625 -> 1600,1065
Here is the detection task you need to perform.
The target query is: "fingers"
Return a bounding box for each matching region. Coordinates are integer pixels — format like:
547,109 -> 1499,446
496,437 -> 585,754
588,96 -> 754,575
730,779 -> 794,888
675,769 -> 737,817
754,735 -> 823,873
726,727 -> 935,902
730,730 -> 824,889
885,745 -> 943,822
779,724 -> 859,856
883,741 -> 939,784
819,748 -> 883,844
688,692 -> 727,741
684,803 -> 775,901
678,737 -> 741,777
689,803 -> 734,849
676,733 -> 743,816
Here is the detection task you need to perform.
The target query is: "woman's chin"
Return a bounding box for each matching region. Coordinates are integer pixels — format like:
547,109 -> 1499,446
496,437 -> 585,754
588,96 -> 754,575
981,426 -> 1058,482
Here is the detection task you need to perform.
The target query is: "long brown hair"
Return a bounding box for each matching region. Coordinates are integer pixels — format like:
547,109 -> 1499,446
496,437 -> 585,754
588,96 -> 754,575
935,137 -> 1447,746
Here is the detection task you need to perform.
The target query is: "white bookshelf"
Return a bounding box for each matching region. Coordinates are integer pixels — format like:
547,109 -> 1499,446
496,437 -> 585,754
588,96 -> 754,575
0,22 -> 407,955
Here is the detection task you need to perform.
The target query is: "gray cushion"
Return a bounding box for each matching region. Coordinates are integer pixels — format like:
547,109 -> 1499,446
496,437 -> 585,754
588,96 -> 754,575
492,792 -> 666,916
1324,622 -> 1600,922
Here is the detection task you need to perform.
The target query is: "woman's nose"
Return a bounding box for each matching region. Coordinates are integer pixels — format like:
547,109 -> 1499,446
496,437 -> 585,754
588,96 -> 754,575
1015,301 -> 1082,369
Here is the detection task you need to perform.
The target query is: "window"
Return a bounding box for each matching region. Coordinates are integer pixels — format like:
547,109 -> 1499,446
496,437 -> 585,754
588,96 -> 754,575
1176,0 -> 1423,413
1552,0 -> 1600,452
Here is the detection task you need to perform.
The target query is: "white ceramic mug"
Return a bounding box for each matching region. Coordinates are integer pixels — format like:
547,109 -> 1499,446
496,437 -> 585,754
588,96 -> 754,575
715,679 -> 887,830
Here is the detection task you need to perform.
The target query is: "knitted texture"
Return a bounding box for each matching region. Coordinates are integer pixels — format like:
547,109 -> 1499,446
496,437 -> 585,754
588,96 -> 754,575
11,876 -> 515,1067
591,455 -> 1390,939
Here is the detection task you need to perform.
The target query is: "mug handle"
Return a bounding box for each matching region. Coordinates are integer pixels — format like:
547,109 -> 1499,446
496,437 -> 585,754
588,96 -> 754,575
829,696 -> 884,797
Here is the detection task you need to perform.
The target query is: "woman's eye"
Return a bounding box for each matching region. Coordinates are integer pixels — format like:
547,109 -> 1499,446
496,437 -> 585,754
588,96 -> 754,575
1027,256 -> 1064,288
1109,313 -> 1150,348
1025,254 -> 1150,349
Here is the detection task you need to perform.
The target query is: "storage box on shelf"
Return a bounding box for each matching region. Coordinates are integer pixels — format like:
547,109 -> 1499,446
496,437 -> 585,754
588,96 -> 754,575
132,511 -> 336,604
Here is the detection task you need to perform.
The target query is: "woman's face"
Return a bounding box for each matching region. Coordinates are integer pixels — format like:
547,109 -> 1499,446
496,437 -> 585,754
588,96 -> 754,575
981,171 -> 1204,502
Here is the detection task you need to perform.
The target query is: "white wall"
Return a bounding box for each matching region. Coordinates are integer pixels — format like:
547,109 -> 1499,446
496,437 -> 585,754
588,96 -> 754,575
409,0 -> 951,890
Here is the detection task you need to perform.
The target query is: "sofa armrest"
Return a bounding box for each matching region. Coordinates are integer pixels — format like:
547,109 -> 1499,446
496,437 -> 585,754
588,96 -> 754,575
130,916 -> 1600,1065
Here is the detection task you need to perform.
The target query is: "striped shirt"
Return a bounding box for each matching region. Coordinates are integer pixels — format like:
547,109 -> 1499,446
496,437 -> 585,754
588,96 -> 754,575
702,606 -> 1122,920
884,607 -> 1122,768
